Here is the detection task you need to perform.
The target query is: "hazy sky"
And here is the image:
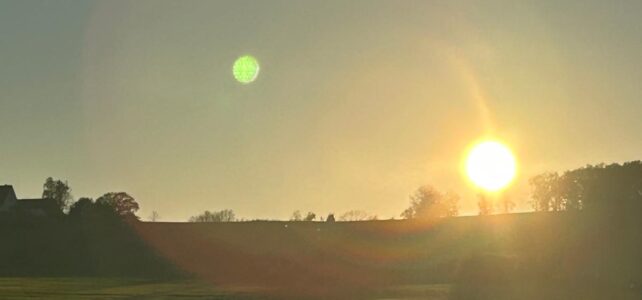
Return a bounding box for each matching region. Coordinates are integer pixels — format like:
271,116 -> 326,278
1,0 -> 640,221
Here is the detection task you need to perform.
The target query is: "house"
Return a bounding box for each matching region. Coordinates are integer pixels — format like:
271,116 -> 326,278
0,185 -> 62,217
0,185 -> 18,213
16,198 -> 61,217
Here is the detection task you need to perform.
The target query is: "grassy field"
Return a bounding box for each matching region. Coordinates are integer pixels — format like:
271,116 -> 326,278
0,278 -> 451,300
0,278 -> 264,300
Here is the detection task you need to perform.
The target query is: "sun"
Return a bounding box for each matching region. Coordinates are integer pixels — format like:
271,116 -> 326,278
465,140 -> 516,192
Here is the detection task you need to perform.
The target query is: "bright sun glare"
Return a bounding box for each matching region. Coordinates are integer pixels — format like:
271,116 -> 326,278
465,141 -> 516,192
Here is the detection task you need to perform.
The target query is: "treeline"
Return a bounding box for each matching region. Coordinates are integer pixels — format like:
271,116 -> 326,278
187,183 -> 461,223
8,161 -> 641,224
0,178 -> 179,278
2,177 -> 141,222
27,160 -> 641,224
529,161 -> 641,214
452,161 -> 642,299
187,160 -> 641,224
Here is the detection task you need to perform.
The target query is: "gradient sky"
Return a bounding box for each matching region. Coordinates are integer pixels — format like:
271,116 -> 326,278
1,0 -> 640,221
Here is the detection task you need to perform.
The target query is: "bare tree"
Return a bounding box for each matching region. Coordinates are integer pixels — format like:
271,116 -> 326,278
149,211 -> 160,222
339,210 -> 370,221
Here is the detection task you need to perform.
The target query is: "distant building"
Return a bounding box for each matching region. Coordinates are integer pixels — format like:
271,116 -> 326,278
0,185 -> 62,217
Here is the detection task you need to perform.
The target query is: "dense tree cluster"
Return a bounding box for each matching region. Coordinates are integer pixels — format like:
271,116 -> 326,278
40,177 -> 141,221
188,209 -> 236,222
96,192 -> 139,217
68,193 -> 139,222
529,161 -> 642,214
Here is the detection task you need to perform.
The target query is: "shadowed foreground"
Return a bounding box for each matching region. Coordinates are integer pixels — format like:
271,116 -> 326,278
0,278 -> 267,300
2,212 -> 641,299
132,212 -> 642,299
0,278 -> 451,300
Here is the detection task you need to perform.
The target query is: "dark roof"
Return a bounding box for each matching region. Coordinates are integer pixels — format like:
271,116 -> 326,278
0,185 -> 16,200
16,198 -> 61,214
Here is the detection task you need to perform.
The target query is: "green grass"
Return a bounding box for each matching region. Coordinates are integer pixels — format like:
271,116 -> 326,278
0,278 -> 268,299
0,278 -> 451,299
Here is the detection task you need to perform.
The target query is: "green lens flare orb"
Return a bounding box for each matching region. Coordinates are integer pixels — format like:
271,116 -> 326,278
232,55 -> 260,84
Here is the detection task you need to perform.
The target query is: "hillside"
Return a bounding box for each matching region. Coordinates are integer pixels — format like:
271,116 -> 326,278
134,212 -> 641,297
2,212 -> 641,298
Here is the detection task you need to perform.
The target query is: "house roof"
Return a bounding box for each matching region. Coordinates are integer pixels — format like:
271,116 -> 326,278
0,185 -> 16,200
16,198 -> 60,213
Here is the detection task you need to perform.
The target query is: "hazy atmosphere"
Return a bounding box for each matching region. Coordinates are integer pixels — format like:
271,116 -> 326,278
1,0 -> 640,221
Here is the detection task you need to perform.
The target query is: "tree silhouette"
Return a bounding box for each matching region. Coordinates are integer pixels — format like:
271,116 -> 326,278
569,162 -> 641,215
68,197 -> 129,222
68,197 -> 94,220
96,192 -> 139,218
339,210 -> 370,221
477,193 -> 493,215
189,209 -> 236,222
529,161 -> 642,214
401,185 -> 459,219
529,172 -> 567,211
42,177 -> 73,212
497,194 -> 515,213
303,212 -> 316,221
326,213 -> 336,222
290,210 -> 302,221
